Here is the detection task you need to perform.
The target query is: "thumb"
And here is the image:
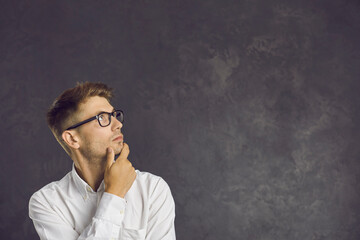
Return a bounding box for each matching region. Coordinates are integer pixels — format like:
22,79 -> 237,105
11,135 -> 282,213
106,147 -> 114,170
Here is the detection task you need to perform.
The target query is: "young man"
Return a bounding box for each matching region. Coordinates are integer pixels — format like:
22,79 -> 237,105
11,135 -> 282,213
29,82 -> 176,239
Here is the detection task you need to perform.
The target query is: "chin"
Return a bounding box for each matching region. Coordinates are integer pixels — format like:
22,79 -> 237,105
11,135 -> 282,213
113,142 -> 123,155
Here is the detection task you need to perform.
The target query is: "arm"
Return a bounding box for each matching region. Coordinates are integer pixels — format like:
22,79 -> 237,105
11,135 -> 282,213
145,178 -> 176,239
29,191 -> 127,240
29,144 -> 136,240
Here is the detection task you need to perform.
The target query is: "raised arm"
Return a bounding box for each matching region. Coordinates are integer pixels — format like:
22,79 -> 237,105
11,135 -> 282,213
29,191 -> 127,239
29,144 -> 136,240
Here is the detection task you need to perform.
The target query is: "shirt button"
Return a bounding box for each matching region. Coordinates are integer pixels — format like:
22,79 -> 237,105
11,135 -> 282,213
120,210 -> 124,214
86,186 -> 92,192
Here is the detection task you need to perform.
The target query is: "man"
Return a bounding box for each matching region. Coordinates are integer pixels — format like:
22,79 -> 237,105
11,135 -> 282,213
29,82 -> 176,239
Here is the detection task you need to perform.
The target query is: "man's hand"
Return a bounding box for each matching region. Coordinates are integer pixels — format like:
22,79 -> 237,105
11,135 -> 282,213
104,143 -> 136,198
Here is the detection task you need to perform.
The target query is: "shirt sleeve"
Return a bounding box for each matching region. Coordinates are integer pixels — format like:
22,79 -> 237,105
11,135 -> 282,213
145,178 -> 176,239
29,192 -> 126,240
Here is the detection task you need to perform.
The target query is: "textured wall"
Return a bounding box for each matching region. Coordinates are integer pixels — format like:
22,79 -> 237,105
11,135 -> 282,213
1,0 -> 360,239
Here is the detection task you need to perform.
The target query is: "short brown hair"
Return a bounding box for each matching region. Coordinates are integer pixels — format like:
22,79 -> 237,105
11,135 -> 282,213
47,82 -> 113,155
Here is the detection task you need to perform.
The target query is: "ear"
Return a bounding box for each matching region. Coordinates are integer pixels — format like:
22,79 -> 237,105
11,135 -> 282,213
62,130 -> 80,150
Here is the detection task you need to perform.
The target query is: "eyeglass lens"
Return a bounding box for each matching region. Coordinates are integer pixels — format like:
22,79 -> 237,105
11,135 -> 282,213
98,111 -> 123,127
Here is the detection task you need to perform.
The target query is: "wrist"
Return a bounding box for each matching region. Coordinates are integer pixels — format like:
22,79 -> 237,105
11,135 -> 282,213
105,188 -> 125,198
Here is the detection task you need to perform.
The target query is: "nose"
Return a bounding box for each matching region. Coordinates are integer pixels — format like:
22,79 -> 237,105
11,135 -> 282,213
111,115 -> 123,131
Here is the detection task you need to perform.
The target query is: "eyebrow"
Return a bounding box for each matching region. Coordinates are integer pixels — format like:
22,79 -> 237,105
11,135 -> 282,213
95,108 -> 115,116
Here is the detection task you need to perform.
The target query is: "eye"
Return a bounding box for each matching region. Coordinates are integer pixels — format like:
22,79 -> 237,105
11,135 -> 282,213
98,113 -> 105,121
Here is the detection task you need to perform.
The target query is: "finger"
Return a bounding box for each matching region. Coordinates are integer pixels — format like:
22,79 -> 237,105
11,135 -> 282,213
106,147 -> 115,169
116,143 -> 130,162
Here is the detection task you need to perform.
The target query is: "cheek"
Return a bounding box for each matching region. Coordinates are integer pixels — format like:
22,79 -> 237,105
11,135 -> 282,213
86,131 -> 111,147
80,127 -> 113,150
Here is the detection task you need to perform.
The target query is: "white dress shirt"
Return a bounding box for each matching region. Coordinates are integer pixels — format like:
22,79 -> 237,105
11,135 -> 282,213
29,164 -> 176,239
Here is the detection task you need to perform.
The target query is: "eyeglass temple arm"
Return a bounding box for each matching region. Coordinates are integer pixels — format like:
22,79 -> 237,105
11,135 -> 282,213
66,116 -> 97,130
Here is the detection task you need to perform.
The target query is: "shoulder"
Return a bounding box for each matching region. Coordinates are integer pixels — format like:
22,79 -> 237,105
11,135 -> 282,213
134,170 -> 173,198
135,170 -> 169,187
29,172 -> 72,208
135,169 -> 162,182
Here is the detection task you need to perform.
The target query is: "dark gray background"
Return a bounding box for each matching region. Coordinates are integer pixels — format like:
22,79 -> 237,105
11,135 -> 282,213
1,0 -> 360,239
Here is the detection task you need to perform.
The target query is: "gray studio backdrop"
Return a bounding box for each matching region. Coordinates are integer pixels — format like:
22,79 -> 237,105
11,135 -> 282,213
1,0 -> 360,239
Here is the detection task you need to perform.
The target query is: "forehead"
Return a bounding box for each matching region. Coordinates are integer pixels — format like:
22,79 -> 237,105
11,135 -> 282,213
77,96 -> 113,118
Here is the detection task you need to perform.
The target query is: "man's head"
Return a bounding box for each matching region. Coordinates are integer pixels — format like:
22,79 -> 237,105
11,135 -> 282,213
47,82 -> 124,160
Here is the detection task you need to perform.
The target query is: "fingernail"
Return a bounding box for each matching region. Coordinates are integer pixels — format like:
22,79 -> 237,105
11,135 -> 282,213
108,148 -> 112,153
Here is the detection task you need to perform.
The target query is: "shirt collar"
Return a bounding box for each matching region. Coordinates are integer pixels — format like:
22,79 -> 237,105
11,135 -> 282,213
71,163 -> 105,201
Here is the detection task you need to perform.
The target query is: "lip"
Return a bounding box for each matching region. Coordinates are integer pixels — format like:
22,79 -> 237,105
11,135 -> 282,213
113,135 -> 123,141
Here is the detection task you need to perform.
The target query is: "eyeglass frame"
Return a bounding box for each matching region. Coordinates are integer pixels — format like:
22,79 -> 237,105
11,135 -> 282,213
65,109 -> 124,130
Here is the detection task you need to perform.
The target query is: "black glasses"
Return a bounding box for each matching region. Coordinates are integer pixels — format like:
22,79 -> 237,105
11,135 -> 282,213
66,110 -> 124,130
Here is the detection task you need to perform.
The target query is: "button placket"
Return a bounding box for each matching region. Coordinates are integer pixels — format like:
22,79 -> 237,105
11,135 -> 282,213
83,186 -> 93,201
83,193 -> 88,201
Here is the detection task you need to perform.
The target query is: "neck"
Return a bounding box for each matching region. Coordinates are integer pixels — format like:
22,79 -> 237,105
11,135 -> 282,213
72,152 -> 105,191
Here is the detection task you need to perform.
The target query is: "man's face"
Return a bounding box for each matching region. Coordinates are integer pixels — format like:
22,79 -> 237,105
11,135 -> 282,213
74,96 -> 124,162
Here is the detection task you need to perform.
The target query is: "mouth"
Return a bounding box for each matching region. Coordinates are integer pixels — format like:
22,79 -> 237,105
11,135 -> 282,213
113,134 -> 123,142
